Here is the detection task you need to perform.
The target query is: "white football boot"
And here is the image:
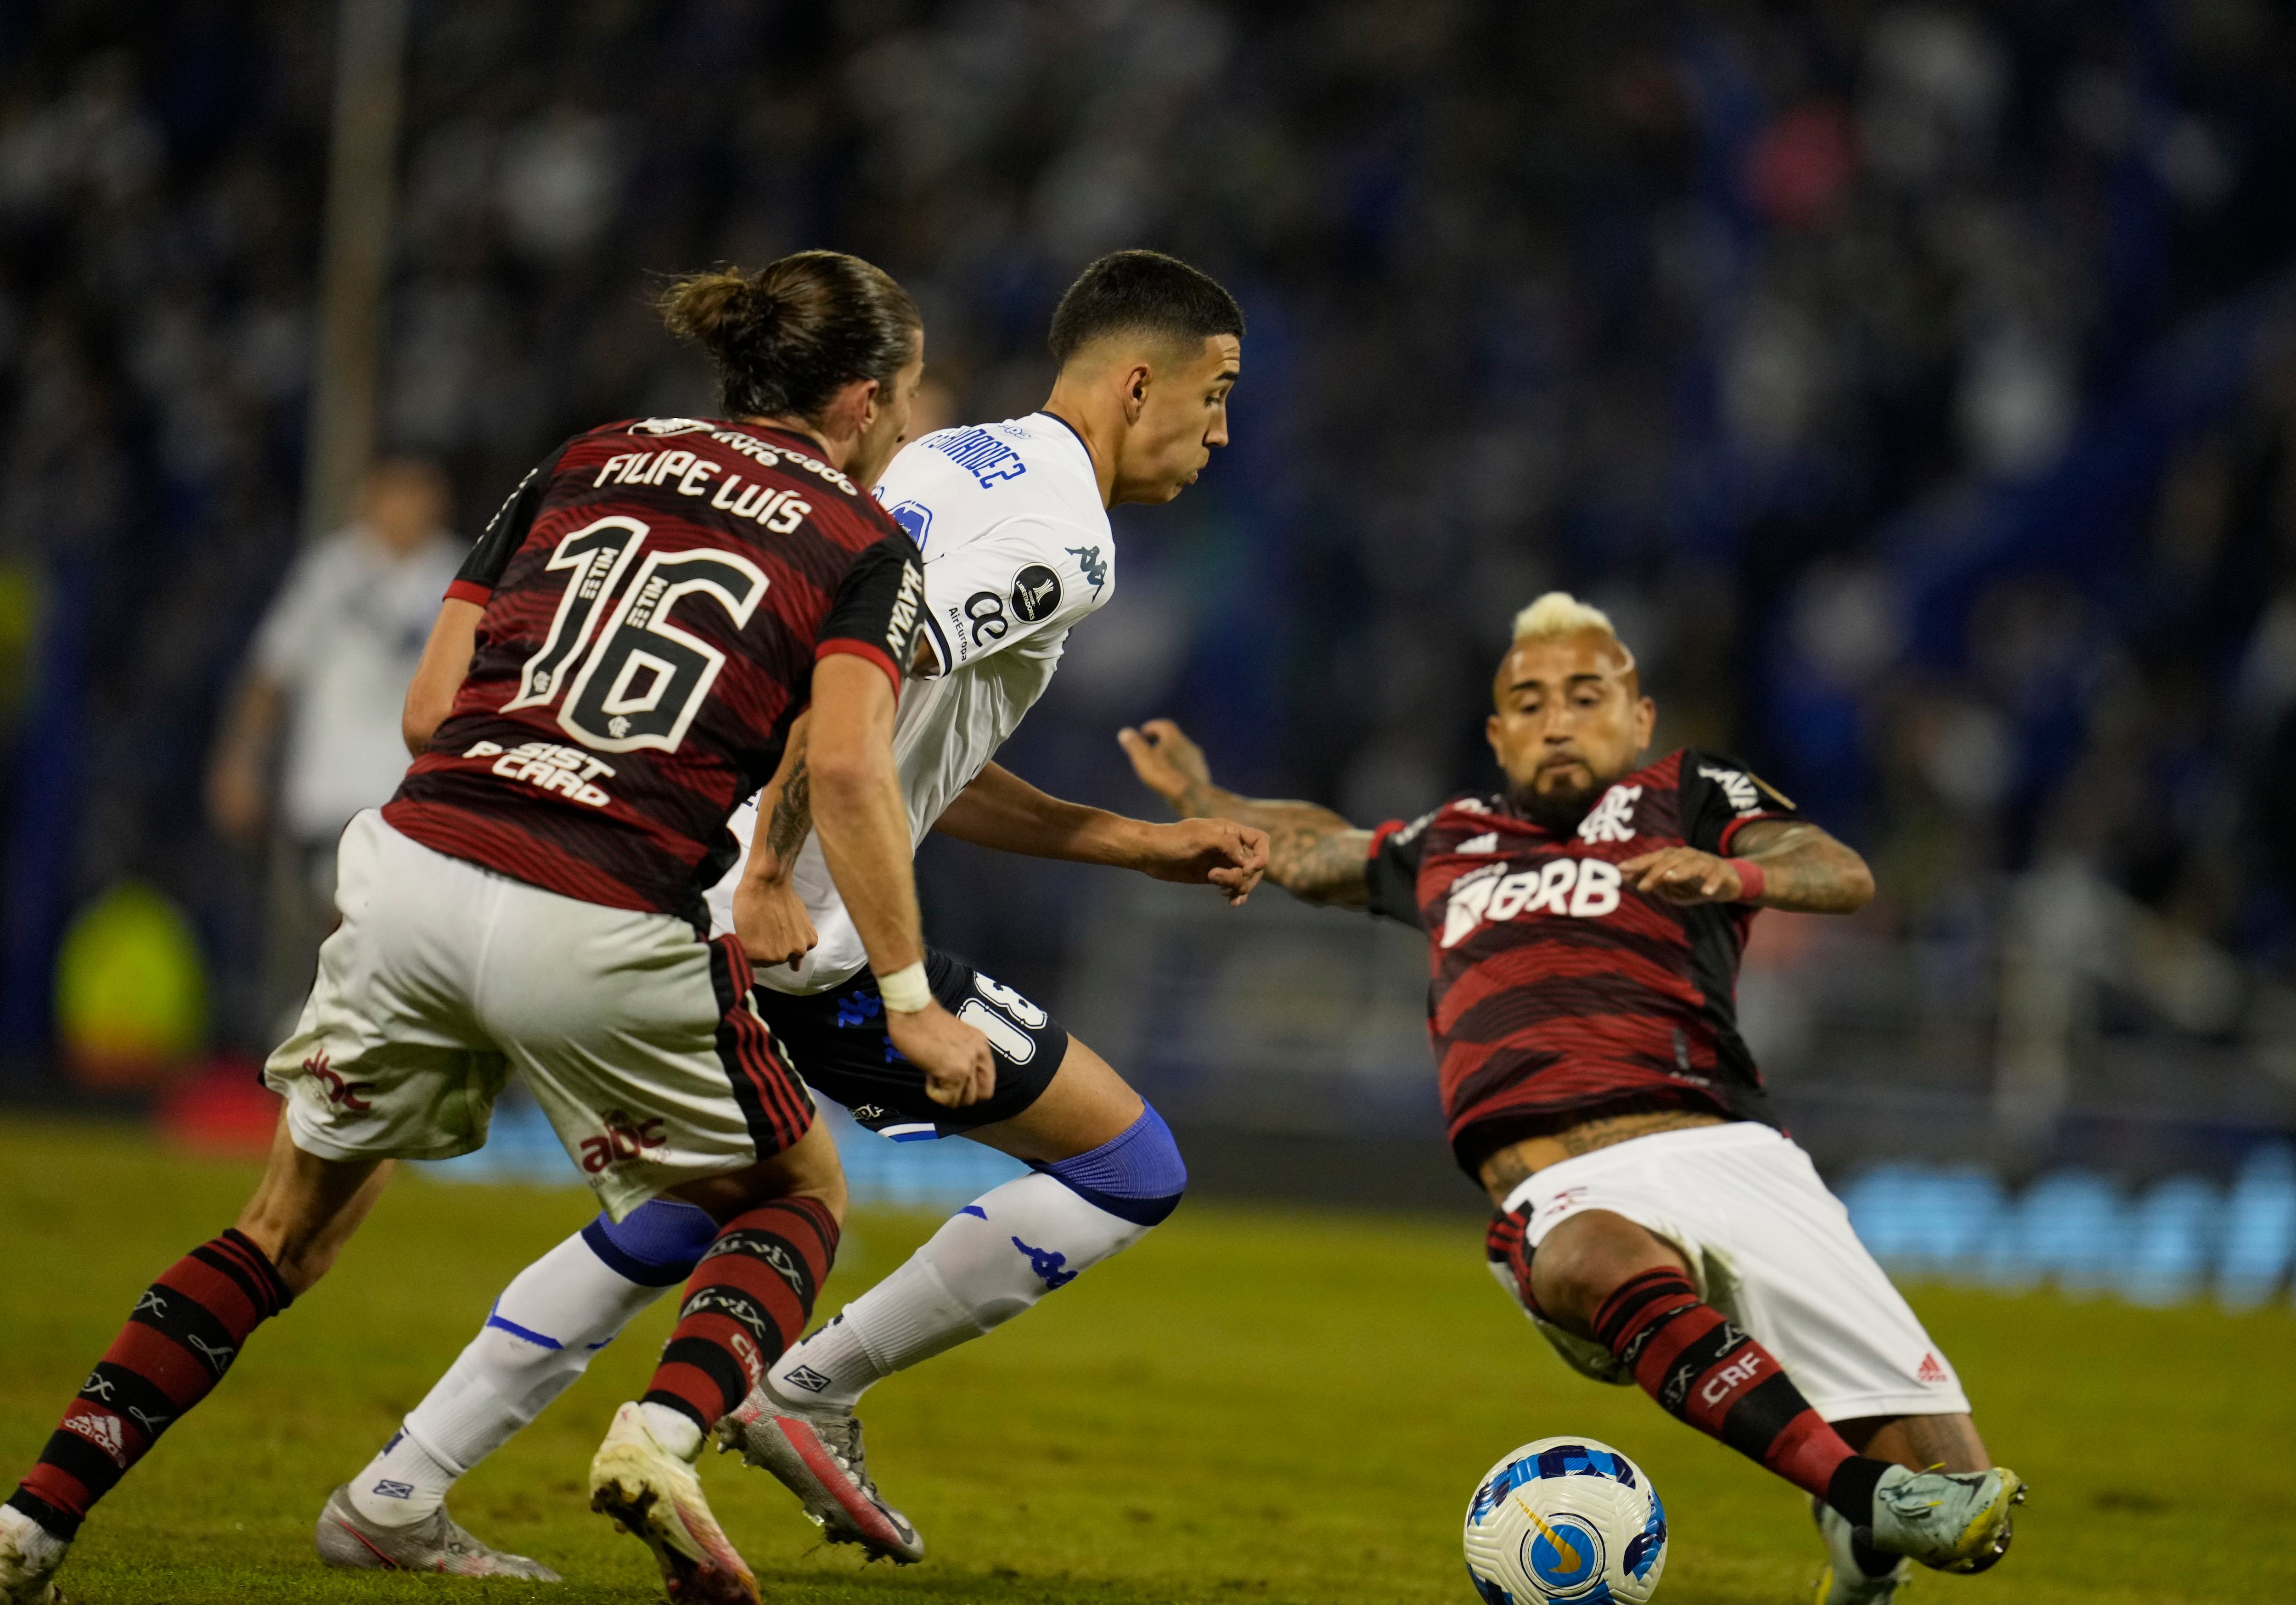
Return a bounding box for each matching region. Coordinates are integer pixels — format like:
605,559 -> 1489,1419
1809,1496 -> 1909,1602
589,1402 -> 758,1605
716,1382 -> 924,1564
313,1485 -> 560,1579
0,1506 -> 66,1605
1865,1464 -> 2024,1574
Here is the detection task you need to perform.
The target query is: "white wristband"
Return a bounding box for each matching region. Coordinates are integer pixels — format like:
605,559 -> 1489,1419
878,961 -> 932,1014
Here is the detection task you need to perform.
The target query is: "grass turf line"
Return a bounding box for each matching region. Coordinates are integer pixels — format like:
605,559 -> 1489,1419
1,1118 -> 2290,1604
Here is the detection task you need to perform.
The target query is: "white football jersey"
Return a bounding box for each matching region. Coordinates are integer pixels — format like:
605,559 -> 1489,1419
704,412 -> 1114,992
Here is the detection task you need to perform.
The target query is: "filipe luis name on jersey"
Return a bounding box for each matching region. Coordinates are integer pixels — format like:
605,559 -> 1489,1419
588,423 -> 868,536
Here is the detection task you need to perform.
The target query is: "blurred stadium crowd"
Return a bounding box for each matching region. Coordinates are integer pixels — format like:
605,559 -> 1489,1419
4,0 -> 2296,1177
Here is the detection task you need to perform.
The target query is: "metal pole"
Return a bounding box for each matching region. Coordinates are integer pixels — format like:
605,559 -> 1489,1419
300,0 -> 410,545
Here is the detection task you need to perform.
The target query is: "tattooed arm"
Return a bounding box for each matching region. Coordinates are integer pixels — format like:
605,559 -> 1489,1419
732,714 -> 820,969
1117,718 -> 1373,908
1618,818 -> 1875,914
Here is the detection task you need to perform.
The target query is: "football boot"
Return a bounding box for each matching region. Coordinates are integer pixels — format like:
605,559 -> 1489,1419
590,1402 -> 758,1604
1864,1463 -> 2023,1574
313,1484 -> 560,1579
1809,1495 -> 1909,1602
716,1382 -> 924,1564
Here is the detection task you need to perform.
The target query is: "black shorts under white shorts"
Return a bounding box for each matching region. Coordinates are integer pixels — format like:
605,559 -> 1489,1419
751,948 -> 1070,1139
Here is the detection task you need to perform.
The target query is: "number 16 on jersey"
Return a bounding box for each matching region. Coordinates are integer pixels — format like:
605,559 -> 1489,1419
502,515 -> 770,754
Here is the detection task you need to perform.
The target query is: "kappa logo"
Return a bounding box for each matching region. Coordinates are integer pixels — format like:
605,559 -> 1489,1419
1011,1235 -> 1078,1290
1916,1352 -> 1950,1385
1066,544 -> 1108,592
62,1409 -> 127,1466
1576,784 -> 1643,844
782,1364 -> 833,1394
303,1049 -> 377,1112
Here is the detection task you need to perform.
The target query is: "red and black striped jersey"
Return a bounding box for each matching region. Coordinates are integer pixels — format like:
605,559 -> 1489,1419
1364,749 -> 1798,1173
384,416 -> 923,928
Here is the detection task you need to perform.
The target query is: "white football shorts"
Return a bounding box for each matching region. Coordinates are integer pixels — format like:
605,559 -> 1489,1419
1497,1121 -> 1971,1421
263,811 -> 813,1220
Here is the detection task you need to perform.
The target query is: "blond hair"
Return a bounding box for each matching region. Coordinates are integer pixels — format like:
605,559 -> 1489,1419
1508,590 -> 1638,680
1513,591 -> 1617,642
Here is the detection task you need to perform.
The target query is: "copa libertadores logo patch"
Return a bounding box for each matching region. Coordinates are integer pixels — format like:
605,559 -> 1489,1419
1010,563 -> 1063,622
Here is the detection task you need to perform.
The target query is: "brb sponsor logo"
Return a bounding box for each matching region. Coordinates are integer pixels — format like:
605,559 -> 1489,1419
1441,858 -> 1624,947
580,1107 -> 667,1173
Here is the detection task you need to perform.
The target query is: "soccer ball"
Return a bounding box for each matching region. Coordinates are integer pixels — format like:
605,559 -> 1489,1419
1462,1436 -> 1667,1604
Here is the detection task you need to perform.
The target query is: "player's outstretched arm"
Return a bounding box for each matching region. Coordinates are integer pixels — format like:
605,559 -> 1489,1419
809,654 -> 996,1106
1619,819 -> 1875,914
733,713 -> 820,970
401,597 -> 485,756
934,762 -> 1268,905
1118,718 -> 1372,909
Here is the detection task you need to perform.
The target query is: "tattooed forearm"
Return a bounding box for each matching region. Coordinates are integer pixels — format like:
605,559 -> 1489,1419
1729,819 -> 1876,913
1168,783 -> 1367,906
766,754 -> 810,863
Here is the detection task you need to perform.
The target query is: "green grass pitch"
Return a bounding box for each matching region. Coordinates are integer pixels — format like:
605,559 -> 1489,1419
3,1118 -> 2290,1604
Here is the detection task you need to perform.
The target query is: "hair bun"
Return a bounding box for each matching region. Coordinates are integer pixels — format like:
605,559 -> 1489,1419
658,253 -> 918,425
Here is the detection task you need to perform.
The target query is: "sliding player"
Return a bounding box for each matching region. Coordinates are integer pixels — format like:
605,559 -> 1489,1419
0,252 -> 993,1605
317,250 -> 1261,1572
1118,595 -> 2024,1604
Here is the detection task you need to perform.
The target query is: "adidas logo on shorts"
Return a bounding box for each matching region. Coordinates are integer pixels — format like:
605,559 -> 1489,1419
1916,1352 -> 1949,1385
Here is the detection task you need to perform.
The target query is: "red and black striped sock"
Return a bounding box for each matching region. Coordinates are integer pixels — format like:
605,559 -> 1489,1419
642,1198 -> 838,1435
6,1229 -> 291,1541
1592,1268 -> 1888,1527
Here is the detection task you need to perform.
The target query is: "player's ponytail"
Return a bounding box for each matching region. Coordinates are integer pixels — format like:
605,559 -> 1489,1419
658,252 -> 919,429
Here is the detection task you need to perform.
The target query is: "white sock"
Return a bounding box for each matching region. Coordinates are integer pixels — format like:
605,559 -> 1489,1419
0,1503 -> 67,1565
638,1402 -> 704,1461
348,1229 -> 670,1526
769,1172 -> 1151,1413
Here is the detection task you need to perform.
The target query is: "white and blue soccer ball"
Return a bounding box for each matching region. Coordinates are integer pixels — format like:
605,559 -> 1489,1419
1463,1436 -> 1668,1604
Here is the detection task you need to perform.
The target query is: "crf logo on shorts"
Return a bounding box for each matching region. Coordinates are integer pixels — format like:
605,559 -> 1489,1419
303,1050 -> 375,1112
1441,858 -> 1624,947
580,1109 -> 667,1173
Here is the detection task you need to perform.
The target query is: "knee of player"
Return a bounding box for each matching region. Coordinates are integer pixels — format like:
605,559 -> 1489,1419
1041,1100 -> 1187,1226
1526,1211 -> 1682,1331
581,1198 -> 719,1285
